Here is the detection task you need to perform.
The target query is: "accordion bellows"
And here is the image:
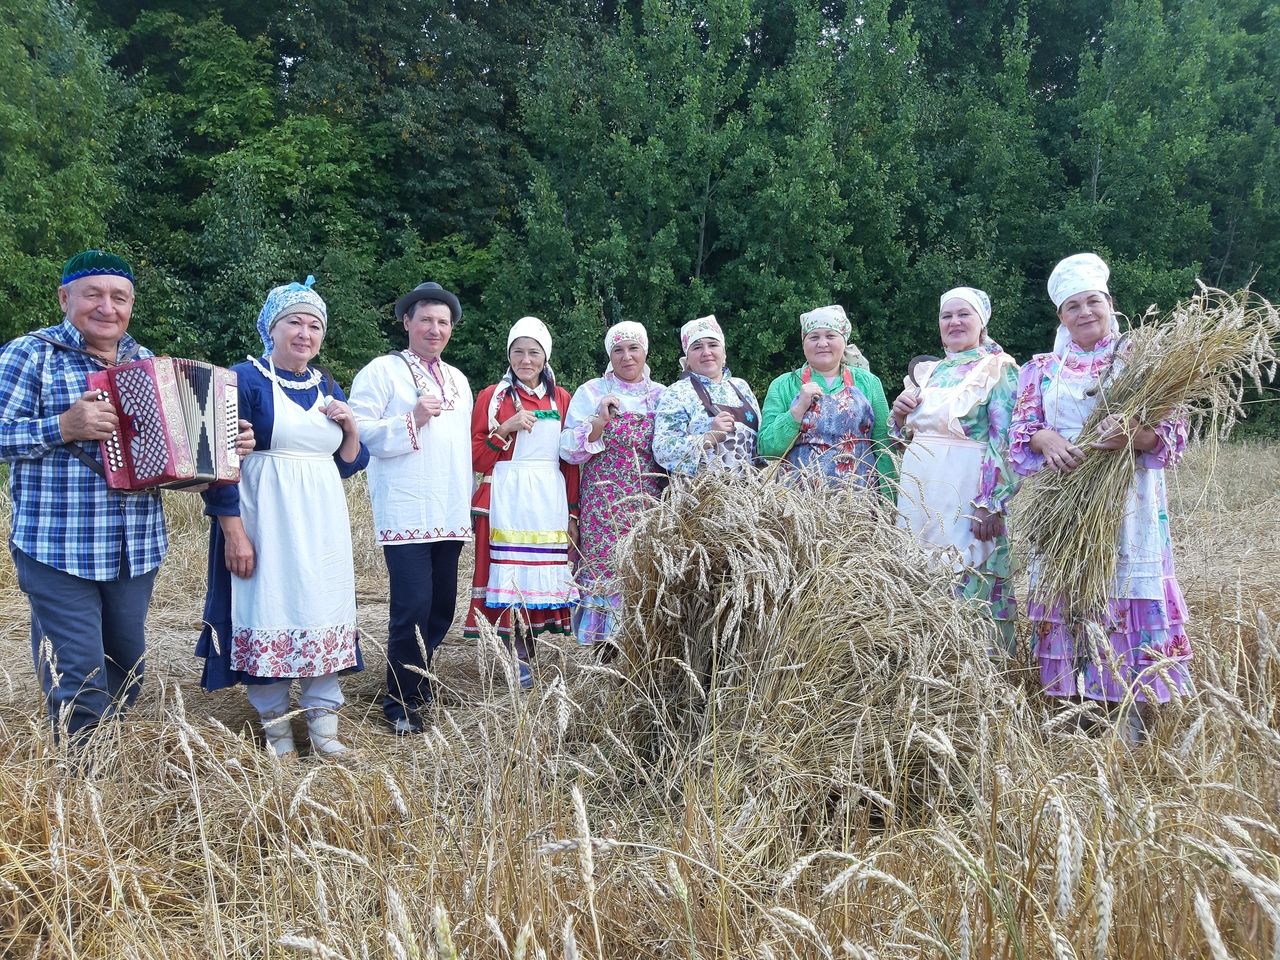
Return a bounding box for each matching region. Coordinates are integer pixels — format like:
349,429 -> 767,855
87,357 -> 241,491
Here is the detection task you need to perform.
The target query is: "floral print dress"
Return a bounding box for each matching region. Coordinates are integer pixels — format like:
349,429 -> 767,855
560,372 -> 666,644
758,365 -> 895,496
892,342 -> 1019,654
651,372 -> 761,476
1010,335 -> 1192,702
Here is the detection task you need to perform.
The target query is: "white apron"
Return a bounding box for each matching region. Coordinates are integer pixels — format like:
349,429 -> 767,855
231,381 -> 361,677
486,416 -> 578,608
897,354 -> 1009,572
1038,354 -> 1165,600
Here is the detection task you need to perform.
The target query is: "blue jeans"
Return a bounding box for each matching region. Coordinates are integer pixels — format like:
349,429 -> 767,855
12,547 -> 157,741
382,540 -> 463,724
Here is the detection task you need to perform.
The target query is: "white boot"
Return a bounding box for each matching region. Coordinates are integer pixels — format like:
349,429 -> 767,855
306,709 -> 350,757
262,713 -> 297,758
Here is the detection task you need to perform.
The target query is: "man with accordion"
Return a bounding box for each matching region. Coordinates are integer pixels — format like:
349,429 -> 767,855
0,250 -> 252,746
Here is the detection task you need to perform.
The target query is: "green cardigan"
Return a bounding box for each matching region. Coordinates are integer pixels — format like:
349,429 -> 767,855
757,365 -> 897,494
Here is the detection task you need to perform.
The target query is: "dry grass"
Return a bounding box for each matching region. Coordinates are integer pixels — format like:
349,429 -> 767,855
0,442 -> 1277,959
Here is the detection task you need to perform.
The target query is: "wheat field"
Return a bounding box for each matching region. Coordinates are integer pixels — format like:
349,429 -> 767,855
0,441 -> 1277,959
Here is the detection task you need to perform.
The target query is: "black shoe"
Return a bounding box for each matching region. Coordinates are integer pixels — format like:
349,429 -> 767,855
388,714 -> 423,736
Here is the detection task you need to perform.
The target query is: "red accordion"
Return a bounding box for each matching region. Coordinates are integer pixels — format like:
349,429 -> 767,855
86,357 -> 240,491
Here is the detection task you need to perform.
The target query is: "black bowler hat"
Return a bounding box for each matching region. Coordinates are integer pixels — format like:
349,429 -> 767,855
394,281 -> 462,324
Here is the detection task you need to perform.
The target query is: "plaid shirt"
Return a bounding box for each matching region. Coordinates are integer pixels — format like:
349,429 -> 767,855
0,320 -> 167,580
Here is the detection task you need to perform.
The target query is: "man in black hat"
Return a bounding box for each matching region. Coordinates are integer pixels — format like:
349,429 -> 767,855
349,282 -> 474,734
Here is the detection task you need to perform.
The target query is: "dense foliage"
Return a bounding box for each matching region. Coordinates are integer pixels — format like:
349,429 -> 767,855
4,0 -> 1276,404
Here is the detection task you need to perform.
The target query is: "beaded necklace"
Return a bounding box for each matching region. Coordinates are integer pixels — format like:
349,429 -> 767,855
250,355 -> 325,391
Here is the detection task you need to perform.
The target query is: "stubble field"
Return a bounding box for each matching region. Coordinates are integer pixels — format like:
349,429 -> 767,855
0,441 -> 1277,959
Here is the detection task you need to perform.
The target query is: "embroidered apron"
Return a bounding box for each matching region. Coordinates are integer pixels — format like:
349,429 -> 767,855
785,369 -> 877,487
486,412 -> 577,608
897,355 -> 1007,572
1040,353 -> 1165,600
231,381 -> 360,677
578,412 -> 663,586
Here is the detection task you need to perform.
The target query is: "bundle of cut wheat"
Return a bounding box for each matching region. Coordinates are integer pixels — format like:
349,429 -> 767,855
606,469 -> 1040,857
1017,286 -> 1280,622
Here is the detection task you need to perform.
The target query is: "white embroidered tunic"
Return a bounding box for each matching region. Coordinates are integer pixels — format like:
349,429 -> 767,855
349,351 -> 474,544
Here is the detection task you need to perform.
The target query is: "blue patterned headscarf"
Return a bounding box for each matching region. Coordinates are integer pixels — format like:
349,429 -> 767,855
256,275 -> 327,354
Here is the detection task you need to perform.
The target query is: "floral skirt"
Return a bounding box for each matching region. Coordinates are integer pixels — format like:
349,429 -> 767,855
960,567 -> 1017,658
1030,577 -> 1192,702
572,591 -> 620,647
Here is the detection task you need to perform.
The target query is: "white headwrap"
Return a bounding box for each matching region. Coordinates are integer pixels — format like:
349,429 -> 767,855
939,286 -> 994,348
799,304 -> 851,339
1047,253 -> 1119,354
939,287 -> 992,326
508,315 -> 552,359
1048,253 -> 1109,307
604,321 -> 651,379
680,314 -> 723,353
488,315 -> 557,431
678,314 -> 725,372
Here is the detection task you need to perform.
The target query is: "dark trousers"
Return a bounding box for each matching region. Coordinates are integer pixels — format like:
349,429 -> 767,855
12,547 -> 157,741
382,540 -> 463,723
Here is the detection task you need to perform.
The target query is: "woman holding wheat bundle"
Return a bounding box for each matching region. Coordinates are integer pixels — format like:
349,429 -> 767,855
891,287 -> 1019,656
1009,253 -> 1191,736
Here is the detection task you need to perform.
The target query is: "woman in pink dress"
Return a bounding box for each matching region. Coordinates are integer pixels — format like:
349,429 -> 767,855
559,322 -> 666,646
1009,253 -> 1191,741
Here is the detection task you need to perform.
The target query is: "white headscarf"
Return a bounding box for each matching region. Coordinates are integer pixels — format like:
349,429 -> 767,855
939,286 -> 993,348
799,304 -> 851,339
1047,253 -> 1119,354
679,314 -> 725,372
508,315 -> 552,358
488,315 -> 556,431
604,321 -> 651,379
680,314 -> 723,353
940,287 -> 991,326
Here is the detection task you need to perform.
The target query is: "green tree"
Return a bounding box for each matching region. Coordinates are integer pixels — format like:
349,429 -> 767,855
902,7 -> 1064,364
0,0 -> 124,339
1058,0 -> 1210,315
485,0 -> 761,387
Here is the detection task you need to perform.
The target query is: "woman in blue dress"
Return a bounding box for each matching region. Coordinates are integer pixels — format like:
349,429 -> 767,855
197,277 -> 369,758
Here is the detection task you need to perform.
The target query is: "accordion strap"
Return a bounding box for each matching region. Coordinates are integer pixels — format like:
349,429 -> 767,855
65,442 -> 107,479
26,331 -> 141,366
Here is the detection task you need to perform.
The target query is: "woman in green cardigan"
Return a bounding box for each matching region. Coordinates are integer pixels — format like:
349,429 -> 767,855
758,304 -> 895,494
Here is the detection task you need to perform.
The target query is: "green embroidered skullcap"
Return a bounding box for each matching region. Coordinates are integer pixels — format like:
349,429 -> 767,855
61,250 -> 135,285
